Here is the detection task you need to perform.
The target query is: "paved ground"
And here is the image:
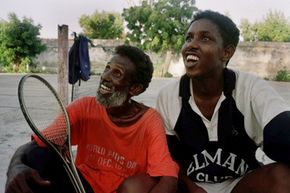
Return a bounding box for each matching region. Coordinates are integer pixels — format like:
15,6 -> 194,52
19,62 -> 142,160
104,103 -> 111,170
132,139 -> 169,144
0,73 -> 290,192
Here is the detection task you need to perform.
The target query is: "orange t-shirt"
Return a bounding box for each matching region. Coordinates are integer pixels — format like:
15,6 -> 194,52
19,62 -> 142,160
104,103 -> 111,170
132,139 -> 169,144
33,96 -> 179,193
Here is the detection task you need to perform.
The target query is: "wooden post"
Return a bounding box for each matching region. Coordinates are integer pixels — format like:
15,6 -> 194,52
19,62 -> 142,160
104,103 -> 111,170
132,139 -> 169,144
57,25 -> 69,105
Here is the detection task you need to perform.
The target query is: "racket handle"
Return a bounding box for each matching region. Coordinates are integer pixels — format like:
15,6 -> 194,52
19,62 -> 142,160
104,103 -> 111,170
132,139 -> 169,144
63,164 -> 86,193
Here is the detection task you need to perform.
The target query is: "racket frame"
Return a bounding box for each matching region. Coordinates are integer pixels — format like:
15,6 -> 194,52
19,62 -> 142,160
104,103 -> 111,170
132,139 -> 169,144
18,74 -> 86,193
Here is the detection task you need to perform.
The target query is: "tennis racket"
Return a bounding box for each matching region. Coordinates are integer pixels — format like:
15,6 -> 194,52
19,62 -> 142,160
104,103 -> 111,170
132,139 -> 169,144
18,74 -> 86,193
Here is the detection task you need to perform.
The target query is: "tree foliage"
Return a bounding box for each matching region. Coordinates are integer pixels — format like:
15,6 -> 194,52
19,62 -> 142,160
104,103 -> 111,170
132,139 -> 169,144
122,0 -> 198,53
79,11 -> 124,39
0,13 -> 46,72
240,10 -> 290,42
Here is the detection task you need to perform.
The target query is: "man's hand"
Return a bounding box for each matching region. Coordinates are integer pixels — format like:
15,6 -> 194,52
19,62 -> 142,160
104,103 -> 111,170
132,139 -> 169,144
5,164 -> 51,193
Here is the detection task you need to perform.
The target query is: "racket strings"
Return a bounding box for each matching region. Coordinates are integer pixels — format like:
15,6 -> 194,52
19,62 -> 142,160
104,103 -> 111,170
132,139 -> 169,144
41,113 -> 68,146
40,113 -> 71,161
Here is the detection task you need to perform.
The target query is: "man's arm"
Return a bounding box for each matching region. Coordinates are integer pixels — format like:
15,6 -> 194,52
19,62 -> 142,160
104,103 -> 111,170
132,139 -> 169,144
263,111 -> 290,162
5,141 -> 51,193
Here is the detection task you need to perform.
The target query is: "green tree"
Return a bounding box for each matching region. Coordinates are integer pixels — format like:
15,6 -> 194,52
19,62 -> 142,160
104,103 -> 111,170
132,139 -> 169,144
240,10 -> 290,42
0,13 -> 46,72
79,11 -> 124,39
240,19 -> 257,41
122,0 -> 197,76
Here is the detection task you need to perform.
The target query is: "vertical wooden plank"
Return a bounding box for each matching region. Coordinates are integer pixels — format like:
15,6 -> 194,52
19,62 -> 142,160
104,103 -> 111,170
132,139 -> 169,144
57,25 -> 68,105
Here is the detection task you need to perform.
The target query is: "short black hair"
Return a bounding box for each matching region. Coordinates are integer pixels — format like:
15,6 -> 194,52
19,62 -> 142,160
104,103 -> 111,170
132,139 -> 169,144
191,10 -> 240,48
114,45 -> 153,91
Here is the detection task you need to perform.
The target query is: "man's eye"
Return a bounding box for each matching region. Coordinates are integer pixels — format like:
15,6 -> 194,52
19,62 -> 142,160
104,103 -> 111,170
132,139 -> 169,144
112,70 -> 122,78
202,36 -> 210,41
185,36 -> 192,42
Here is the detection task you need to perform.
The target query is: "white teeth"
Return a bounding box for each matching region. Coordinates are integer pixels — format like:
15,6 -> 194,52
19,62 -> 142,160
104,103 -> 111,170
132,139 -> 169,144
186,55 -> 199,61
100,84 -> 111,91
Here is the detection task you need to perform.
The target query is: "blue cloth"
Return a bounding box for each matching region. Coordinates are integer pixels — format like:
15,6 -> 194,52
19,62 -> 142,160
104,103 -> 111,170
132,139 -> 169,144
69,35 -> 91,84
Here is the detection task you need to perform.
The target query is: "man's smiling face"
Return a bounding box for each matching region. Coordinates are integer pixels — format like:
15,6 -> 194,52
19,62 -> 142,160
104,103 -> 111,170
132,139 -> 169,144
97,54 -> 135,108
181,18 -> 225,79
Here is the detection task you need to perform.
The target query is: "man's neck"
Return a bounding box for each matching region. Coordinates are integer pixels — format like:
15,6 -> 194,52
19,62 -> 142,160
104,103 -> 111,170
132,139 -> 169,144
106,100 -> 149,127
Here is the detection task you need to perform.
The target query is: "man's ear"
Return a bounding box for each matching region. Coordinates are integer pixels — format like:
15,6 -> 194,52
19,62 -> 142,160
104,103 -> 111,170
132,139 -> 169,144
129,84 -> 144,96
222,44 -> 236,62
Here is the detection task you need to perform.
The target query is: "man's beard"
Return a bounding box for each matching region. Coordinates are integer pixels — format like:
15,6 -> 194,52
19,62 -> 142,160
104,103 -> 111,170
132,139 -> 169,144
96,89 -> 128,108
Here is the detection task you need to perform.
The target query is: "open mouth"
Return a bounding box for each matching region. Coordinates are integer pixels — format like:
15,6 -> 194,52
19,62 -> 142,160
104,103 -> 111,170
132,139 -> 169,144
98,83 -> 112,95
185,54 -> 199,67
186,54 -> 199,62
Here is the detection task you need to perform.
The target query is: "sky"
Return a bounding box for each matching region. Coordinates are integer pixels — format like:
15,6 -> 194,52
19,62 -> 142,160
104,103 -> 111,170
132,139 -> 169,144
1,0 -> 290,39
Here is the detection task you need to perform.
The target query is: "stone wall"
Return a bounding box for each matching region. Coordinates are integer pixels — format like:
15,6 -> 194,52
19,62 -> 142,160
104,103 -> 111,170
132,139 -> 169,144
36,39 -> 290,78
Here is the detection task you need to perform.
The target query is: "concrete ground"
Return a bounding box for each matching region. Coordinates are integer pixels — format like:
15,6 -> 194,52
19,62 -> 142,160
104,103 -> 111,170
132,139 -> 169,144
0,73 -> 290,192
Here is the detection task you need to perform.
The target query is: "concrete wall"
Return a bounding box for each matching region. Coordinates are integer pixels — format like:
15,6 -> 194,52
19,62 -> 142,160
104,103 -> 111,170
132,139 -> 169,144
35,39 -> 122,73
229,42 -> 290,79
36,39 -> 290,78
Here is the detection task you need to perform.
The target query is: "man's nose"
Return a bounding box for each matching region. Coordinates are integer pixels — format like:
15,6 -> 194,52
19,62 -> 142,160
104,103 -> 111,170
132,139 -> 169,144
101,70 -> 111,81
187,38 -> 199,49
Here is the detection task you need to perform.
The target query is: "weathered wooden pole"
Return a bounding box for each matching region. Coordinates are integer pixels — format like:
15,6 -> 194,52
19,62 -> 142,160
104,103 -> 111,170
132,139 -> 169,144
57,25 -> 69,105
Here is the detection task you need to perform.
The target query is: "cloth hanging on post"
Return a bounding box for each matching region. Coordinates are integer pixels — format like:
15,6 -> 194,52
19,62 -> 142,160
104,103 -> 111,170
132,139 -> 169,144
68,34 -> 91,85
68,34 -> 91,102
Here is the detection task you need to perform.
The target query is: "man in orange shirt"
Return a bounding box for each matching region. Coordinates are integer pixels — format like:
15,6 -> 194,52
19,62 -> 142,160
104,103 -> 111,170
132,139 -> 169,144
5,45 -> 179,193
